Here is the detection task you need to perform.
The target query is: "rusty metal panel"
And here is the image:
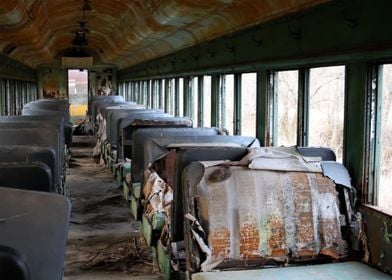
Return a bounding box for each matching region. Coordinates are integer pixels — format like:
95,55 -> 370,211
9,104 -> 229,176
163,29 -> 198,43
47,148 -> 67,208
194,165 -> 346,269
362,205 -> 392,274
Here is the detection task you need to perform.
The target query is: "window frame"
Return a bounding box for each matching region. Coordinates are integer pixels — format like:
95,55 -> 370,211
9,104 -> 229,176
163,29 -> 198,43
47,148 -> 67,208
268,65 -> 346,156
365,63 -> 392,209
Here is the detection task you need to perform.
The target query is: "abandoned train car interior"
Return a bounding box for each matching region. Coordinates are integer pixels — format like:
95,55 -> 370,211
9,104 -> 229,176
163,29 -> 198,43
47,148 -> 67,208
1,0 -> 392,279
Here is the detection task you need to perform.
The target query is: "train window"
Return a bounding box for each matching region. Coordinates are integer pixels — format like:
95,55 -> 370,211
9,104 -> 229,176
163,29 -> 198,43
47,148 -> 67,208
124,82 -> 129,101
192,77 -> 199,127
370,64 -> 392,210
30,82 -> 35,102
160,79 -> 165,110
222,74 -> 234,134
166,78 -> 175,115
241,72 -> 257,136
178,78 -> 184,116
152,80 -> 159,109
183,77 -> 193,120
26,83 -> 30,103
308,66 -> 345,162
119,83 -> 123,98
137,81 -> 142,104
142,80 -> 149,105
68,69 -> 88,123
131,81 -> 135,102
274,70 -> 299,146
125,82 -> 128,100
0,79 -> 5,115
8,80 -> 16,115
126,82 -> 130,100
122,82 -> 125,100
145,80 -> 151,107
129,82 -> 134,102
203,76 -> 212,126
139,81 -> 143,105
137,81 -> 141,103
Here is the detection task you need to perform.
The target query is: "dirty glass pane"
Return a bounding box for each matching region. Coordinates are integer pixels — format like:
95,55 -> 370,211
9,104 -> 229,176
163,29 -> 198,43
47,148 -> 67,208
308,66 -> 345,162
68,69 -> 88,124
275,70 -> 298,146
379,64 -> 392,209
166,78 -> 175,115
222,74 -> 234,134
160,79 -> 165,110
203,76 -> 212,126
241,73 -> 257,136
178,78 -> 184,117
0,79 -> 5,115
192,77 -> 199,127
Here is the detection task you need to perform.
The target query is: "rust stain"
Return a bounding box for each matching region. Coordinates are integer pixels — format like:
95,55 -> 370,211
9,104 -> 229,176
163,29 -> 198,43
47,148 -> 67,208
164,150 -> 176,189
315,173 -> 336,194
210,228 -> 231,258
202,162 -> 346,267
239,222 -> 260,257
267,218 -> 287,257
290,172 -> 316,257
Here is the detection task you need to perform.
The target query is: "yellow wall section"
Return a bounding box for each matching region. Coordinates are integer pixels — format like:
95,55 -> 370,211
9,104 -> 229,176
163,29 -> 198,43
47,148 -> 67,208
70,104 -> 87,117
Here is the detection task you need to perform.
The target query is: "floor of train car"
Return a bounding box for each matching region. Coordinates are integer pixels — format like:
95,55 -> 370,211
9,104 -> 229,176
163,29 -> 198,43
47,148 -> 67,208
64,136 -> 161,280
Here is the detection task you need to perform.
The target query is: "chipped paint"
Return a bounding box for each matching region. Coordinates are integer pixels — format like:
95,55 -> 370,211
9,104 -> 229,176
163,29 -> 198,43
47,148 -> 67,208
384,222 -> 392,243
197,165 -> 345,270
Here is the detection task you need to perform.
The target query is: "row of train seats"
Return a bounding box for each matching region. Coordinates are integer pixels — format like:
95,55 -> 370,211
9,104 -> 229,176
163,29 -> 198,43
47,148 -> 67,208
0,99 -> 72,280
90,95 -> 367,279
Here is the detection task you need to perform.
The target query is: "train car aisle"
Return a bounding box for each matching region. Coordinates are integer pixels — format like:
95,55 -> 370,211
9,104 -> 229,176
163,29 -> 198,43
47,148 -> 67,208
64,136 -> 161,280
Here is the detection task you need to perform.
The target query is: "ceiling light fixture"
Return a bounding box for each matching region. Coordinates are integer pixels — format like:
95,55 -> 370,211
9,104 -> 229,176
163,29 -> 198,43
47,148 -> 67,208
83,0 -> 92,11
70,0 -> 92,50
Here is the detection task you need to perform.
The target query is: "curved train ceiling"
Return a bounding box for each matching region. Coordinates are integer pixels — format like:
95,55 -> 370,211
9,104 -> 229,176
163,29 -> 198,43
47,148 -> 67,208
0,0 -> 328,69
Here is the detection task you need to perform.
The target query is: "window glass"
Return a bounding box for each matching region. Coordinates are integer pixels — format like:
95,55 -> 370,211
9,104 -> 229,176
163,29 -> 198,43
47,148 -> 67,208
160,79 -> 166,110
275,71 -> 298,146
378,64 -> 392,209
241,73 -> 257,136
222,74 -> 234,134
153,80 -> 160,109
68,69 -> 88,123
203,76 -> 212,126
167,79 -> 175,115
128,82 -> 132,102
178,78 -> 184,116
309,66 -> 345,162
0,79 -> 5,115
192,77 -> 199,127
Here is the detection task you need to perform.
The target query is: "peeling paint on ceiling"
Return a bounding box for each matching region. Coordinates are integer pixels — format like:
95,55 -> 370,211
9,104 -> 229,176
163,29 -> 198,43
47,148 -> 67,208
0,0 -> 329,69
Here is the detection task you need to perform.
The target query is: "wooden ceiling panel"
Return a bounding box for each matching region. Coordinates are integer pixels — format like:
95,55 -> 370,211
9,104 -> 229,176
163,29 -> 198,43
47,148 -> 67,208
0,0 -> 329,68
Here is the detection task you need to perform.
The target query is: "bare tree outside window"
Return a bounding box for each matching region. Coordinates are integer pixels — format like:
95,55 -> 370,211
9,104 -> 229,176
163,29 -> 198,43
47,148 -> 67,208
308,66 -> 345,162
178,78 -> 184,116
379,64 -> 392,209
241,73 -> 257,136
160,79 -> 166,110
192,77 -> 199,127
203,76 -> 212,127
275,71 -> 298,146
223,74 -> 234,134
